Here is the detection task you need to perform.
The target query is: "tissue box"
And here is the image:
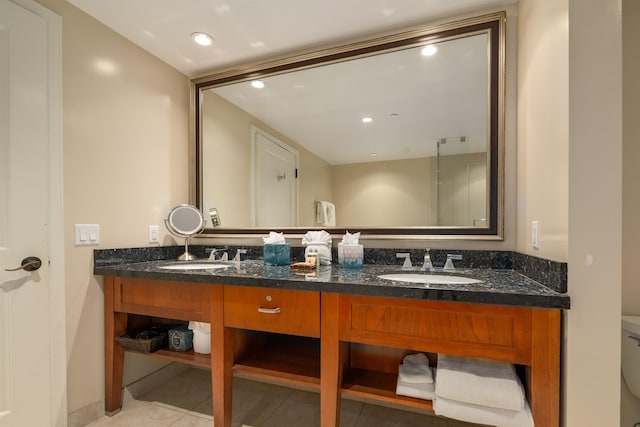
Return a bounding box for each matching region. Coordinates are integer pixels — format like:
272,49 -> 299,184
338,243 -> 363,269
168,326 -> 193,352
264,243 -> 290,266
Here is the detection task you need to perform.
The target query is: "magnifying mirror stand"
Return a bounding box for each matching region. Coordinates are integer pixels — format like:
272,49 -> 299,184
178,237 -> 197,261
164,204 -> 206,261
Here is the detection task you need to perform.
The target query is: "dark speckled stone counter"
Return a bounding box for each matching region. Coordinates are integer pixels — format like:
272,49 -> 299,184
94,250 -> 570,309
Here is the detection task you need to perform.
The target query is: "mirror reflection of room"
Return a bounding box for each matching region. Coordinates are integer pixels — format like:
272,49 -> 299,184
200,31 -> 491,229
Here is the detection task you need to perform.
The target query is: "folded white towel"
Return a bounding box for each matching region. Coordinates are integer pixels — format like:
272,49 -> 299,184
433,396 -> 534,427
396,379 -> 435,401
435,354 -> 525,411
398,363 -> 433,384
403,352 -> 429,365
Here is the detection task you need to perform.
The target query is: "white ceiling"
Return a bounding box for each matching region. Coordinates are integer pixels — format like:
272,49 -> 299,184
68,0 -> 515,164
67,0 -> 515,77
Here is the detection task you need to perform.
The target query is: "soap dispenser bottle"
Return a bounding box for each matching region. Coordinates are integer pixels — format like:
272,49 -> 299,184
422,248 -> 433,272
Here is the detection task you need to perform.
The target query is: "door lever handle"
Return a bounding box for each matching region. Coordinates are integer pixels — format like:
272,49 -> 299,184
4,257 -> 42,272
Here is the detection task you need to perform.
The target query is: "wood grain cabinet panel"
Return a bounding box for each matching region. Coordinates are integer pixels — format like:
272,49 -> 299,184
340,295 -> 533,364
224,285 -> 320,338
113,277 -> 211,321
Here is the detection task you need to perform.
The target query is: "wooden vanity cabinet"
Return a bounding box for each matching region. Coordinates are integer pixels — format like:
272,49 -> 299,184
320,293 -> 561,427
104,277 -> 561,427
103,276 -> 221,414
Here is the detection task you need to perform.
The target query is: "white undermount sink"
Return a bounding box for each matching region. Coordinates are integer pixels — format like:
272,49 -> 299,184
159,263 -> 230,271
377,273 -> 482,285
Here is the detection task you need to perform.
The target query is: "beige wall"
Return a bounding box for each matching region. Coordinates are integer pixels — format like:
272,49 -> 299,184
332,153 -> 486,227
35,0 -> 190,416
622,0 -> 640,422
332,158 -> 435,227
516,0 -> 569,261
566,0 -> 622,424
201,91 -> 333,227
518,0 -> 624,425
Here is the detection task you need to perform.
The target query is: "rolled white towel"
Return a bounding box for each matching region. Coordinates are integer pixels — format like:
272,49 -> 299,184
396,379 -> 435,401
433,396 -> 534,427
398,363 -> 433,384
435,354 -> 525,411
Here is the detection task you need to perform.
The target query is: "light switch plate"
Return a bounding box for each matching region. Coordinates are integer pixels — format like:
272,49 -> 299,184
74,224 -> 100,246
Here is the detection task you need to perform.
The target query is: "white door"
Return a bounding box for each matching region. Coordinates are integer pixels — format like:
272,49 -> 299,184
0,1 -> 64,426
253,128 -> 298,227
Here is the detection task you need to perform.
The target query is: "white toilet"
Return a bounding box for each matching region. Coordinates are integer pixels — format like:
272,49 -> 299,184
622,316 -> 640,398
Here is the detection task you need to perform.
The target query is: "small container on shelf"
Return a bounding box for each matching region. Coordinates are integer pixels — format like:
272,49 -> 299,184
115,328 -> 167,353
168,325 -> 193,352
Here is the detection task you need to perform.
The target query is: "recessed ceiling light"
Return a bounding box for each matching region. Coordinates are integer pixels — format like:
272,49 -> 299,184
362,117 -> 373,123
192,32 -> 214,46
421,45 -> 437,56
369,153 -> 378,157
251,80 -> 265,89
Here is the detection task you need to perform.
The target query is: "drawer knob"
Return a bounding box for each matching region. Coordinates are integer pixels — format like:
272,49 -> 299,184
258,306 -> 281,314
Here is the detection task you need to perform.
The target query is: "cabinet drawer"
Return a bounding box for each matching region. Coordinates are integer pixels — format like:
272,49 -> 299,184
224,286 -> 320,338
338,295 -> 532,364
113,277 -> 211,322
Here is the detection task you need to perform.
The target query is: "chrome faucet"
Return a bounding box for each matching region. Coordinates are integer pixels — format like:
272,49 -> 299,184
208,248 -> 228,261
443,254 -> 462,271
396,253 -> 412,269
422,248 -> 433,271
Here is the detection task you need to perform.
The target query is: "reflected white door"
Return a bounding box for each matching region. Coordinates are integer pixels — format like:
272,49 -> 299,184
0,0 -> 60,425
253,128 -> 298,227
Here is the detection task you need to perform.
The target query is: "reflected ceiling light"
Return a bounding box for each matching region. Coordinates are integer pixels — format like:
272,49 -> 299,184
421,45 -> 438,56
362,117 -> 373,123
369,153 -> 378,157
192,32 -> 214,46
251,80 -> 265,89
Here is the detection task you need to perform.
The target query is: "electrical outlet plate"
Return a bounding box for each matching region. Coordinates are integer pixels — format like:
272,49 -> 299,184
148,225 -> 159,243
531,221 -> 540,249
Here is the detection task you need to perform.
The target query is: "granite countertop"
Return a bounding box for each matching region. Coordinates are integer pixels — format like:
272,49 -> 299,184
94,259 -> 570,309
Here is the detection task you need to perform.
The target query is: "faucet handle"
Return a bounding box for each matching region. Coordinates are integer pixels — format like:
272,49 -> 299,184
233,249 -> 248,262
396,253 -> 412,269
443,253 -> 462,271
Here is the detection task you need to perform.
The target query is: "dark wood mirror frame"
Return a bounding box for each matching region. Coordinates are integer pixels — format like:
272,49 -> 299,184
190,12 -> 505,240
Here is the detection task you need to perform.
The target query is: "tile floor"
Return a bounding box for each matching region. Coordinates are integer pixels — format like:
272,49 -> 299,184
87,367 -> 483,427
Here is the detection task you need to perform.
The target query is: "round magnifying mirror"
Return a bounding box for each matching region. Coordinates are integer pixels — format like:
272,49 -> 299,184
165,204 -> 205,260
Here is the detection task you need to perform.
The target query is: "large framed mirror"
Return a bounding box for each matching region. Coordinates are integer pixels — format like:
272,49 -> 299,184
191,12 -> 505,239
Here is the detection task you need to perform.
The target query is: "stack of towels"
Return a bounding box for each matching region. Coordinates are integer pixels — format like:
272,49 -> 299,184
433,354 -> 534,427
395,353 -> 435,400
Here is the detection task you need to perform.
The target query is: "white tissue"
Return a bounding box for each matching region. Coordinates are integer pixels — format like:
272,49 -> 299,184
263,231 -> 286,244
302,230 -> 332,265
341,231 -> 361,245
